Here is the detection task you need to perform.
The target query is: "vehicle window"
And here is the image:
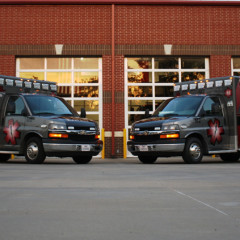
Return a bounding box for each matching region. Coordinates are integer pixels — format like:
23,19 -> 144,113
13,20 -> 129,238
6,96 -> 25,116
202,97 -> 223,116
24,95 -> 78,116
153,96 -> 203,117
0,94 -> 3,107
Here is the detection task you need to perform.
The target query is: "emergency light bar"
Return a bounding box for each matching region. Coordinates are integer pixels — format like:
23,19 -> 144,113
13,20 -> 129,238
198,82 -> 205,89
206,81 -> 214,88
181,84 -> 188,91
190,83 -> 196,90
174,85 -> 180,91
0,75 -> 57,94
174,77 -> 234,93
215,80 -> 223,87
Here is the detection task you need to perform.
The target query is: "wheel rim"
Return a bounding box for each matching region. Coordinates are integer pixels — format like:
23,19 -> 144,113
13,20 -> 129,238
189,143 -> 201,160
27,142 -> 39,160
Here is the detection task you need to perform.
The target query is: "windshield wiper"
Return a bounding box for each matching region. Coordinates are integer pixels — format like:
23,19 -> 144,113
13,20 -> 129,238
60,114 -> 74,116
162,113 -> 179,117
34,112 -> 55,116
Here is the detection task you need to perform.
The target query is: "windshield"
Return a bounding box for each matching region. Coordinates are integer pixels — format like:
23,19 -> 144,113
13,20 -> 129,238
153,96 -> 204,117
24,95 -> 78,116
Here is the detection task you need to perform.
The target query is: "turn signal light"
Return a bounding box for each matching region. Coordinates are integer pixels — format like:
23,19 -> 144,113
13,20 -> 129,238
95,134 -> 101,140
160,133 -> 179,139
130,135 -> 135,140
49,133 -> 68,138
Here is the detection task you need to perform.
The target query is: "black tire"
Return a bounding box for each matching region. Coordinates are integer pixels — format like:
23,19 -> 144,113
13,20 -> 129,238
220,152 -> 240,162
72,156 -> 92,164
0,154 -> 11,163
24,137 -> 46,164
182,137 -> 203,164
138,155 -> 157,164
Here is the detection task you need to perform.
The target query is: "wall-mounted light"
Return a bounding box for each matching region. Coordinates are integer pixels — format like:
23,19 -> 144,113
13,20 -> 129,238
55,44 -> 64,55
164,44 -> 172,55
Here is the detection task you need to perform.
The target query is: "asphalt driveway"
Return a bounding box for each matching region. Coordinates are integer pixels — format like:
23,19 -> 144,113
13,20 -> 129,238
0,156 -> 240,240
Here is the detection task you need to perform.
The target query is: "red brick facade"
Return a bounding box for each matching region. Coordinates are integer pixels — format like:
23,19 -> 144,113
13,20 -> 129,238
0,2 -> 239,157
0,5 -> 111,45
1,5 -> 239,45
115,5 -> 239,45
0,55 -> 15,76
210,55 -> 232,78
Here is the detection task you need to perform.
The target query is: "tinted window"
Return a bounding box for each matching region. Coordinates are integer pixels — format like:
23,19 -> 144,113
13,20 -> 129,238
153,96 -> 204,117
24,95 -> 77,116
202,97 -> 223,116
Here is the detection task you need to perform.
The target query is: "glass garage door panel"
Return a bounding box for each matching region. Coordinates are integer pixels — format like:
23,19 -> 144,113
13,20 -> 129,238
125,57 -> 209,156
16,57 -> 102,128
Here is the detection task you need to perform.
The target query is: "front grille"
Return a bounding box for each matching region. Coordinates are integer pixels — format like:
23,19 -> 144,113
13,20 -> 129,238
134,135 -> 160,142
68,135 -> 96,141
69,126 -> 92,130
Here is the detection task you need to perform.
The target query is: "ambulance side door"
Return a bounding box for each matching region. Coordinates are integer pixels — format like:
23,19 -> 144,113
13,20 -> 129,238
199,96 -> 228,152
0,95 -> 27,152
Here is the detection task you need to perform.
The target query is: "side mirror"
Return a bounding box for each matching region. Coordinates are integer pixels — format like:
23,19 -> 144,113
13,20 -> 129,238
199,109 -> 206,117
144,109 -> 151,118
21,108 -> 29,116
80,108 -> 86,118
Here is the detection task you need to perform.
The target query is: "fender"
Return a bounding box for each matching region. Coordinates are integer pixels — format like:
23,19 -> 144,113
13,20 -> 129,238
184,131 -> 208,154
19,131 -> 44,154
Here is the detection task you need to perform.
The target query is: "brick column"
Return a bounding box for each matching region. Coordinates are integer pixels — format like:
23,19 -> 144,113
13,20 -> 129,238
115,55 -> 124,157
210,55 -> 231,78
102,55 -> 125,158
102,55 -> 112,157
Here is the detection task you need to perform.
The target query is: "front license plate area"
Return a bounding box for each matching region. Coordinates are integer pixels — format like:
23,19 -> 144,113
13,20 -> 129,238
137,145 -> 148,151
76,145 -> 91,151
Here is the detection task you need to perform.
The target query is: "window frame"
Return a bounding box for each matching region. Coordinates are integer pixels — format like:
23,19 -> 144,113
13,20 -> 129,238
16,57 -> 102,128
231,57 -> 240,76
125,56 -> 209,154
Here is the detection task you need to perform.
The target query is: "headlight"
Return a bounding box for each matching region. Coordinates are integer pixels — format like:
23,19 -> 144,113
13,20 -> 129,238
162,124 -> 179,131
48,123 -> 66,130
93,125 -> 99,134
130,125 -> 135,133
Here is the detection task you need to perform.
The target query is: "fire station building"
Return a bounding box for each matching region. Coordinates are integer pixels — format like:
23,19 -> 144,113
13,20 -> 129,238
1,0 -> 240,157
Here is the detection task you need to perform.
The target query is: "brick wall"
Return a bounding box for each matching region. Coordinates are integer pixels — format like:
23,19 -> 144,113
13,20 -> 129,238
102,55 -> 125,157
0,5 -> 239,46
102,55 -> 112,131
115,5 -> 239,45
0,5 -> 111,45
104,136 -> 123,158
210,55 -> 232,78
115,55 -> 124,131
102,54 -> 125,132
0,55 -> 15,76
1,4 -> 240,158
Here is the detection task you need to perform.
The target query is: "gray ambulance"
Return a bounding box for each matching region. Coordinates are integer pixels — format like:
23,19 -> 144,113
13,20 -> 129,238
0,75 -> 102,164
128,76 -> 240,164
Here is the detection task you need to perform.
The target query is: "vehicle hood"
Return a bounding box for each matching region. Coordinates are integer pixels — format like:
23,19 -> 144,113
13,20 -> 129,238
37,115 -> 97,128
133,116 -> 189,129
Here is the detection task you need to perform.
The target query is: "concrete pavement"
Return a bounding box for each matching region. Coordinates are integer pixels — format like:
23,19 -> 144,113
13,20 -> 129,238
0,156 -> 240,240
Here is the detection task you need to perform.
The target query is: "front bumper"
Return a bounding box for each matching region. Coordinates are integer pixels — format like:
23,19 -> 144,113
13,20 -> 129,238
43,140 -> 103,156
127,139 -> 185,156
